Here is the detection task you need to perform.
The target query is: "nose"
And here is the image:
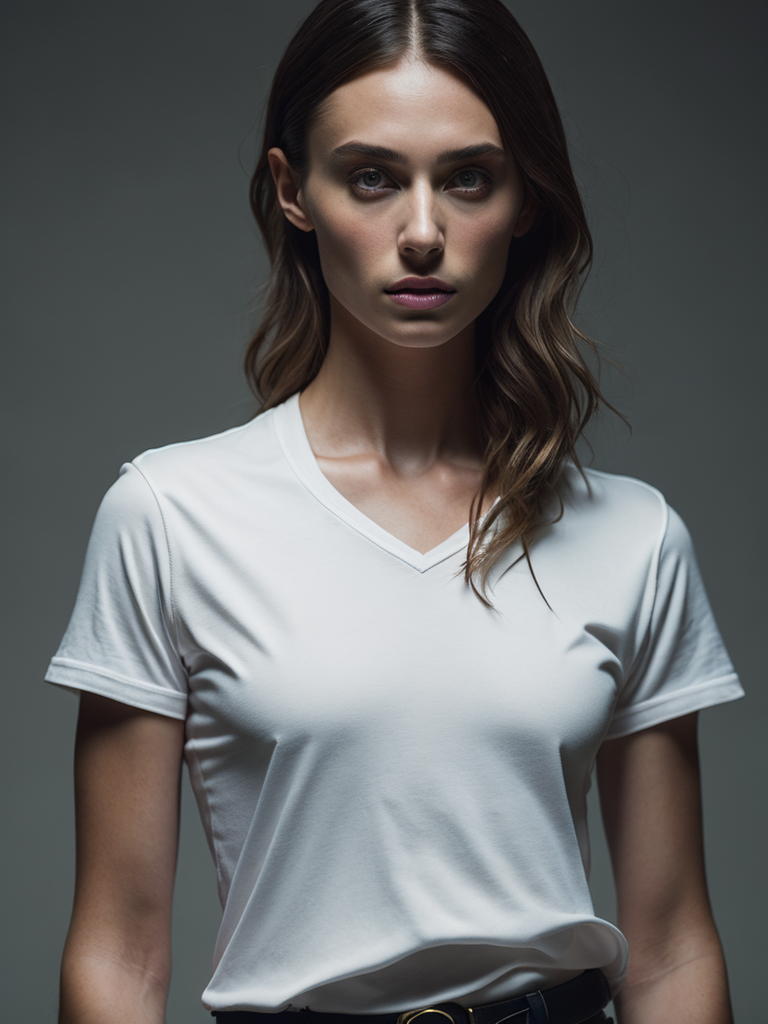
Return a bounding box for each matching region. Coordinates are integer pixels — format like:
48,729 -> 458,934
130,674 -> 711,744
397,179 -> 444,258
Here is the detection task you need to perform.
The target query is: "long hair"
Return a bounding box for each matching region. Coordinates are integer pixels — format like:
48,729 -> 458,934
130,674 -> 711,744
244,0 -> 623,609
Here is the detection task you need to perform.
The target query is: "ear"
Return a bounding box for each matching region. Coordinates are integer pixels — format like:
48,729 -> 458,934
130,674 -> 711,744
511,185 -> 540,238
267,147 -> 314,233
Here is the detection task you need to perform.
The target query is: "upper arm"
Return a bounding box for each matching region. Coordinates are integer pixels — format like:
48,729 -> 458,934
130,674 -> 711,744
595,711 -> 722,981
67,691 -> 185,977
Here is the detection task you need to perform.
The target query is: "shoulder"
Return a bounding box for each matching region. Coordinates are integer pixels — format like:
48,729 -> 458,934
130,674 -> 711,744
125,407 -> 280,496
89,409 -> 281,535
555,462 -> 670,551
545,465 -> 704,600
532,464 -> 705,601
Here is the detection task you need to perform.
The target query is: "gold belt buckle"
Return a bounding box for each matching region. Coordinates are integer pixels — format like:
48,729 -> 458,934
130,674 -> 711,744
396,1008 -> 477,1024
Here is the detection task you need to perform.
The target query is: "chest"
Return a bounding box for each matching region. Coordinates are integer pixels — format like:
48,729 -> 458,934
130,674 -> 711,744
314,452 -> 498,556
173,515 -> 622,772
163,455 -> 649,776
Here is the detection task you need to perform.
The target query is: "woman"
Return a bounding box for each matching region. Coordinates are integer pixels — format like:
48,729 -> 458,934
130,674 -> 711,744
45,2 -> 745,1023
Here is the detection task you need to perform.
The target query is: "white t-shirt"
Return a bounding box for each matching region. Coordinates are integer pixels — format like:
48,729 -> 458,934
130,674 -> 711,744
44,391 -> 744,1014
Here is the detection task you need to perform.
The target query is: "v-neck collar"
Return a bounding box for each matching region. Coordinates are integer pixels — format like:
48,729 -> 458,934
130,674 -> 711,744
272,391 -> 501,574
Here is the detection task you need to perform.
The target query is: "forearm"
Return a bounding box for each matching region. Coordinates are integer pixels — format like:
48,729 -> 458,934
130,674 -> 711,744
614,948 -> 733,1024
59,944 -> 170,1024
59,695 -> 183,1023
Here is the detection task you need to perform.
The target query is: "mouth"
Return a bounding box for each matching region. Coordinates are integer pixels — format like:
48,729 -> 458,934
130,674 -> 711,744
384,289 -> 456,310
384,277 -> 456,295
383,277 -> 457,309
384,288 -> 455,294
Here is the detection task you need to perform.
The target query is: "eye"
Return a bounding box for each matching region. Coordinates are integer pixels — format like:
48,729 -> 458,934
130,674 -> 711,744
450,169 -> 492,195
349,168 -> 394,194
347,166 -> 493,198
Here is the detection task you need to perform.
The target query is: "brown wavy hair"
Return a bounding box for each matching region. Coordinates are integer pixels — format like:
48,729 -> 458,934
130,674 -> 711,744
244,0 -> 623,609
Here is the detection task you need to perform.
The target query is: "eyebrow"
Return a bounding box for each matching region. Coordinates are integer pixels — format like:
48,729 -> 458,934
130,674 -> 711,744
330,141 -> 506,164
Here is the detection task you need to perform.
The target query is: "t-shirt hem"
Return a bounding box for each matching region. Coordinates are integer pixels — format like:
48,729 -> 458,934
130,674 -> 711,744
604,674 -> 744,739
44,657 -> 188,720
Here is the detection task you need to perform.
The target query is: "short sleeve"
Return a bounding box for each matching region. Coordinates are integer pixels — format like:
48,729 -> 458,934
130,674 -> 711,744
605,502 -> 744,739
44,461 -> 189,719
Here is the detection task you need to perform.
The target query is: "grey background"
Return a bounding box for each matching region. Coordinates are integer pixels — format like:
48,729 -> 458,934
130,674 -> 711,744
2,1 -> 765,1021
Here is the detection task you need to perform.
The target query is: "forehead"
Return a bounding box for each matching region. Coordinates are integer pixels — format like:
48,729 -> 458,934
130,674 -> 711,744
309,59 -> 503,160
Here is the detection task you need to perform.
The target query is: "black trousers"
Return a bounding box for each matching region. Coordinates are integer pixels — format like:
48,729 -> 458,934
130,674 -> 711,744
213,1009 -> 613,1024
212,969 -> 614,1024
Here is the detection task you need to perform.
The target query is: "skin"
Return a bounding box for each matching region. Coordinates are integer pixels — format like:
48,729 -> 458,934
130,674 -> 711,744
58,56 -> 734,1024
267,56 -> 538,554
597,715 -> 734,1024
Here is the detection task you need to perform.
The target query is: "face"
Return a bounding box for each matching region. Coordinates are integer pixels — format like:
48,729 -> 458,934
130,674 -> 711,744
268,57 -> 537,351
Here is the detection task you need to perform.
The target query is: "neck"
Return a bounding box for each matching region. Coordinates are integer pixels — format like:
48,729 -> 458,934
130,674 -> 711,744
298,296 -> 487,474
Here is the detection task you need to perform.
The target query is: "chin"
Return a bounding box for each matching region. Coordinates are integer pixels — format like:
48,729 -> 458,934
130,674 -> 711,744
384,326 -> 463,349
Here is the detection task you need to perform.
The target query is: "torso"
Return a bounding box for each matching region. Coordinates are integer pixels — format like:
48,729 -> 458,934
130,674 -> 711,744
45,392 -> 744,1012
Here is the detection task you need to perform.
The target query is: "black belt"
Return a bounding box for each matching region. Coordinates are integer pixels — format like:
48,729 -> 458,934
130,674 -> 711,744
212,968 -> 613,1024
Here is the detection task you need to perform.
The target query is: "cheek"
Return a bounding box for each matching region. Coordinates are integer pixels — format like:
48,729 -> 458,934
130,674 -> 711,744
456,211 -> 517,290
310,203 -> 385,299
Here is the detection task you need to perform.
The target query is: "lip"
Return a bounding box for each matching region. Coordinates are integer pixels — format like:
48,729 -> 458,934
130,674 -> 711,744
384,275 -> 457,311
385,276 -> 456,293
386,291 -> 456,310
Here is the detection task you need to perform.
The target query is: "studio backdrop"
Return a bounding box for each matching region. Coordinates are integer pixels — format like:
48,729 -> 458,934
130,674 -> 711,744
2,2 -> 765,1022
